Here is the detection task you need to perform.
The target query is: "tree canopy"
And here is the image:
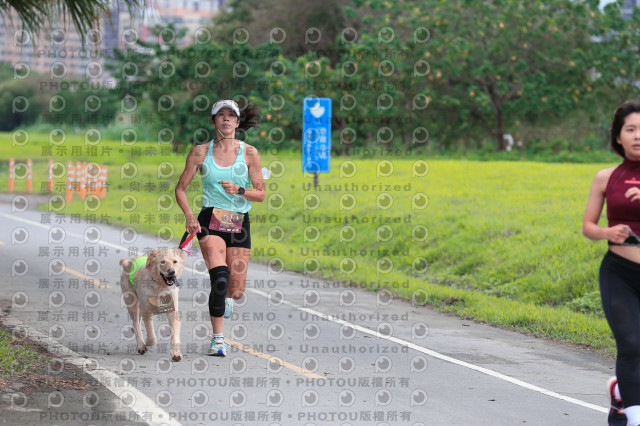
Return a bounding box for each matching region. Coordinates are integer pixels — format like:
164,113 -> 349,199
7,0 -> 640,152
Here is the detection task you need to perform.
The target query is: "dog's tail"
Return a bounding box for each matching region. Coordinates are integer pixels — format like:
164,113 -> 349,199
120,257 -> 133,273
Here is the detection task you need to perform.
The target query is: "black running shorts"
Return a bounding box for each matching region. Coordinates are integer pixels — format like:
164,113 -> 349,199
186,207 -> 251,249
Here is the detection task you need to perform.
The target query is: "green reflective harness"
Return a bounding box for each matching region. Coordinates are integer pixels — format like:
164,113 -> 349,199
129,256 -> 148,288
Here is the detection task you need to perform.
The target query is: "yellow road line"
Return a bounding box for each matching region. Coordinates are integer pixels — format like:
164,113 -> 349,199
64,266 -> 109,289
225,339 -> 324,379
3,238 -> 318,379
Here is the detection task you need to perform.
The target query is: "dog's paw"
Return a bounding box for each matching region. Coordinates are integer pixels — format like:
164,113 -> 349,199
171,352 -> 182,362
137,346 -> 147,355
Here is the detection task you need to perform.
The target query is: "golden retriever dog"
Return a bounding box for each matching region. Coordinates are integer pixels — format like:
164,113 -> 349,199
119,248 -> 185,361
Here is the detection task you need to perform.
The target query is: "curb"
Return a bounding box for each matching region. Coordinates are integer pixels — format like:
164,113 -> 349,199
0,309 -> 182,426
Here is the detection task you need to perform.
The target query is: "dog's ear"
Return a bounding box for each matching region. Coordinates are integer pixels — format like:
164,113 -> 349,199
146,249 -> 159,269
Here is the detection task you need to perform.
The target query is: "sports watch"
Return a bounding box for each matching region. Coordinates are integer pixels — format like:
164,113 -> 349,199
238,187 -> 246,195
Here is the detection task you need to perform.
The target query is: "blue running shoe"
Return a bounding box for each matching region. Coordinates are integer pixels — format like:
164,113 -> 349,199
224,298 -> 233,319
608,377 -> 626,426
208,338 -> 227,356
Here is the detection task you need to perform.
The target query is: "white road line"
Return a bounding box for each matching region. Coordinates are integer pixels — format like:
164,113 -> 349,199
0,211 -> 318,379
0,310 -> 182,426
247,292 -> 608,414
0,212 -> 125,252
1,211 -> 610,414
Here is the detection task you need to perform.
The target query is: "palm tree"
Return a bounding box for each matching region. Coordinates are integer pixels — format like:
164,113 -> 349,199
0,0 -> 144,42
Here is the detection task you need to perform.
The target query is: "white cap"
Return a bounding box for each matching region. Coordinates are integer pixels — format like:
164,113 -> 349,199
211,99 -> 240,117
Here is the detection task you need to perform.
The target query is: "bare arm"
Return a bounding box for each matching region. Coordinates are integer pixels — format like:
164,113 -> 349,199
244,144 -> 266,202
582,167 -> 629,244
175,145 -> 206,234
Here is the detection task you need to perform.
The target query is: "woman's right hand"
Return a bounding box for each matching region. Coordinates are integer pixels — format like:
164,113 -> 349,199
186,214 -> 201,234
608,224 -> 632,244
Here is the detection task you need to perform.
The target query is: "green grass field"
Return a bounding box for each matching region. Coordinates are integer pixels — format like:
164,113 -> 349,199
0,132 -> 617,356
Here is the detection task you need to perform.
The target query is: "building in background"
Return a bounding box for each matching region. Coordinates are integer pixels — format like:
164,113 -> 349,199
622,0 -> 640,18
0,8 -> 105,80
0,0 -> 225,79
124,0 -> 224,48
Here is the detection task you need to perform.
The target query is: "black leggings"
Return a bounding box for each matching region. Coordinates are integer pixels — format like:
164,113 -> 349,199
600,250 -> 640,406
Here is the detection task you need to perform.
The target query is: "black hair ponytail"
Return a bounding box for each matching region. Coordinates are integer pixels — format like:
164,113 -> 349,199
238,102 -> 261,131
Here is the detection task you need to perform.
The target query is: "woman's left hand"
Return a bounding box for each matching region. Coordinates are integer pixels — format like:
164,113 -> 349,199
218,180 -> 241,194
625,187 -> 640,203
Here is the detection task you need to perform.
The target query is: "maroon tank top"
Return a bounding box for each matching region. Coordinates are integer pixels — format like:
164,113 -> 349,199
606,158 -> 640,234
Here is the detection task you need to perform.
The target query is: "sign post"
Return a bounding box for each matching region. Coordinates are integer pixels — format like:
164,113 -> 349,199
302,97 -> 331,188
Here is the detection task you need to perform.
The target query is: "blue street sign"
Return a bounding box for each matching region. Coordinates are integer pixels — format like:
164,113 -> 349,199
302,97 -> 331,173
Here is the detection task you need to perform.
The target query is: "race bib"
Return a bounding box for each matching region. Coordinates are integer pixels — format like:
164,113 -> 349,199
209,208 -> 244,233
148,293 -> 175,315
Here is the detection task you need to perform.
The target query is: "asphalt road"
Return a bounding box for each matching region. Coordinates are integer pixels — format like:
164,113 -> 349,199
0,193 -> 615,425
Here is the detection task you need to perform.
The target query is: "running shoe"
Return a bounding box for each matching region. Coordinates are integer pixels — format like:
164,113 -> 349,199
208,338 -> 227,356
608,376 -> 627,426
224,297 -> 233,319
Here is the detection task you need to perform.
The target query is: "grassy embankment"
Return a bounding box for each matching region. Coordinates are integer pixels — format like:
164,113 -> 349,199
0,327 -> 49,380
0,132 -> 618,356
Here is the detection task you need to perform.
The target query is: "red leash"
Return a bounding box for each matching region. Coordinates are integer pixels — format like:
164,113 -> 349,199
179,231 -> 196,249
179,231 -> 197,255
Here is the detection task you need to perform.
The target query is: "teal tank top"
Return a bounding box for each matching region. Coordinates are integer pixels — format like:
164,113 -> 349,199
201,141 -> 251,213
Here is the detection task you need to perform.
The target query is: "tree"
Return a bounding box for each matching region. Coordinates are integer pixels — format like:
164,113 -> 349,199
0,0 -> 143,43
589,1 -> 640,104
0,70 -> 49,130
108,0 -> 629,153
413,0 -> 604,150
110,24 -> 281,151
212,0 -> 348,60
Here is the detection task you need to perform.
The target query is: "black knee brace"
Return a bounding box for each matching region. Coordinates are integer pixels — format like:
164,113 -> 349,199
208,266 -> 229,317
